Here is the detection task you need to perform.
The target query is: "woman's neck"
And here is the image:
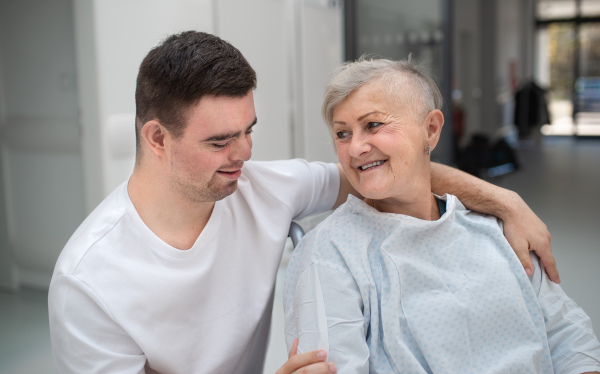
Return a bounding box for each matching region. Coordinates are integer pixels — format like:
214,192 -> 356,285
365,193 -> 441,221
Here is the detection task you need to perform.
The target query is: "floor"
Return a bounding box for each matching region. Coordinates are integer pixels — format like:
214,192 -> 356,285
1,135 -> 599,374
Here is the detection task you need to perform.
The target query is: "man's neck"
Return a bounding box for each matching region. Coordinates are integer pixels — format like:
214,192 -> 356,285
127,169 -> 215,250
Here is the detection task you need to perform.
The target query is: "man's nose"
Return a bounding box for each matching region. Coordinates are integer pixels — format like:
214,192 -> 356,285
231,134 -> 252,162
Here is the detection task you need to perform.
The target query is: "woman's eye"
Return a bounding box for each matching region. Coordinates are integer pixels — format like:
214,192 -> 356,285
335,131 -> 349,139
367,122 -> 383,130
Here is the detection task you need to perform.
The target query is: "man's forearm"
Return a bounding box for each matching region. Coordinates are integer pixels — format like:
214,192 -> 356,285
430,162 -> 518,219
430,162 -> 559,283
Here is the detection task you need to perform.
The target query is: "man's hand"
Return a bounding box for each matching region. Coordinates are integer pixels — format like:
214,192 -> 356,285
502,191 -> 560,283
429,162 -> 560,283
276,339 -> 337,374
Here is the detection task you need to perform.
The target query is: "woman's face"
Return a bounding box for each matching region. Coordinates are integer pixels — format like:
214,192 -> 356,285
332,81 -> 437,204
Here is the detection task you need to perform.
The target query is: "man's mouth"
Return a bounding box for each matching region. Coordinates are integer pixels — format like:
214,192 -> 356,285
218,163 -> 244,173
359,160 -> 386,171
217,164 -> 244,179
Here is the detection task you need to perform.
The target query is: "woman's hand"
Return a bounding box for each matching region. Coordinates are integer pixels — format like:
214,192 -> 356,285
501,191 -> 560,283
276,339 -> 337,374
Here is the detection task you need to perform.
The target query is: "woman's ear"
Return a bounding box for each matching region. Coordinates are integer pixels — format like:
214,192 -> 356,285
140,120 -> 168,157
425,109 -> 445,151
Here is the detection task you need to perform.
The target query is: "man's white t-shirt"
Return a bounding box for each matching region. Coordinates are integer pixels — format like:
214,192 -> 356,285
48,159 -> 339,374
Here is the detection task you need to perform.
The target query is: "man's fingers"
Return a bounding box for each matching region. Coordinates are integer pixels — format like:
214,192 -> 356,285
528,229 -> 560,283
521,256 -> 534,277
534,244 -> 560,283
503,217 -> 560,283
288,338 -> 299,359
504,233 -> 533,276
276,349 -> 335,374
540,253 -> 560,283
515,244 -> 534,277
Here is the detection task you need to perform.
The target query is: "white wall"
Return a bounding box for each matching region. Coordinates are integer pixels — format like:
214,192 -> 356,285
293,1 -> 342,162
0,0 -> 85,288
217,0 -> 293,161
74,0 -> 215,207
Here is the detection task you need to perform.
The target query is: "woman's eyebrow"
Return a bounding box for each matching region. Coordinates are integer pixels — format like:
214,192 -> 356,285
357,111 -> 385,121
202,118 -> 257,142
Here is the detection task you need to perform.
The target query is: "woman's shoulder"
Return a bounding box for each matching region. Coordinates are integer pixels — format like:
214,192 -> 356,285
294,197 -> 382,263
310,196 -> 378,237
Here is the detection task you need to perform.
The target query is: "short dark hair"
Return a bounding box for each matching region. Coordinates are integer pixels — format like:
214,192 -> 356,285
135,31 -> 257,150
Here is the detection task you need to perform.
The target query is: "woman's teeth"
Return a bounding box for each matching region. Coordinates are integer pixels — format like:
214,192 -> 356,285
360,161 -> 384,171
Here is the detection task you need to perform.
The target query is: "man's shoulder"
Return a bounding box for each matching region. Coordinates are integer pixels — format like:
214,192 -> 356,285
53,183 -> 131,276
242,159 -> 336,180
235,159 -> 339,219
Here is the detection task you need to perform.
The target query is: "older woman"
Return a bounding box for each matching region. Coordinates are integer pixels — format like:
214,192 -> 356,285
283,57 -> 600,373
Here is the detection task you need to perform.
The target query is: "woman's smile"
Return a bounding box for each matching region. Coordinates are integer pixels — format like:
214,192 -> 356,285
358,160 -> 387,171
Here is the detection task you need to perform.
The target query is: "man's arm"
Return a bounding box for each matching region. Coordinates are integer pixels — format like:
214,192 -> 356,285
333,161 -> 559,283
333,164 -> 360,209
429,162 -> 559,283
48,275 -> 146,373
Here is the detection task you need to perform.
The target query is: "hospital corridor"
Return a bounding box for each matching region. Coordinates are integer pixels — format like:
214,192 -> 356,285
1,0 -> 600,372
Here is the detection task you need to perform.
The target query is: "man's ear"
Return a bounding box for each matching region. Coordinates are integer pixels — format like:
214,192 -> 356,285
425,109 -> 445,151
140,120 -> 168,157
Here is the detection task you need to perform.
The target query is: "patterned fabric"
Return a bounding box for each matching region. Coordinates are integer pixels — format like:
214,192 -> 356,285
284,194 -> 600,374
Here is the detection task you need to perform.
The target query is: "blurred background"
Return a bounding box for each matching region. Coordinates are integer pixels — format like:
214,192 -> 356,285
0,0 -> 598,373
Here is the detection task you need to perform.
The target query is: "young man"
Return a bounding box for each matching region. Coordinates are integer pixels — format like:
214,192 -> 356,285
48,31 -> 557,374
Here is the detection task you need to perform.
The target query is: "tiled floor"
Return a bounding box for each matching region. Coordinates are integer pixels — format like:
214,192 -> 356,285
1,135 -> 599,374
0,288 -> 56,374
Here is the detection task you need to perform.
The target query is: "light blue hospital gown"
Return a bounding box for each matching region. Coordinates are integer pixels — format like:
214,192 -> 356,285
284,195 -> 600,374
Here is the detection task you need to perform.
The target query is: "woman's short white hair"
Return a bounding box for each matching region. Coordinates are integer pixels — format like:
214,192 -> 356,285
322,55 -> 444,128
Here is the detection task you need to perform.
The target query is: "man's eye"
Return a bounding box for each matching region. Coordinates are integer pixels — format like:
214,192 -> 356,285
367,122 -> 383,129
212,142 -> 229,149
335,131 -> 349,139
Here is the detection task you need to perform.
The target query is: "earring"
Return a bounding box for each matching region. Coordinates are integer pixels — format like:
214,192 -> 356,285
427,145 -> 431,155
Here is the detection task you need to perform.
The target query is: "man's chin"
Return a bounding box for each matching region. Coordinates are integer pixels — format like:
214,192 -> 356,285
212,181 -> 238,201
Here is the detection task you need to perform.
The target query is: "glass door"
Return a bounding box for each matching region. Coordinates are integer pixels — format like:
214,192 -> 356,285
536,0 -> 600,136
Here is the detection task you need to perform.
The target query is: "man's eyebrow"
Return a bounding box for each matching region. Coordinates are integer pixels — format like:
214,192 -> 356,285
203,117 -> 257,142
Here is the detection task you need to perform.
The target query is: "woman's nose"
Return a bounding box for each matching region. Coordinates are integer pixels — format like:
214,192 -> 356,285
348,133 -> 371,158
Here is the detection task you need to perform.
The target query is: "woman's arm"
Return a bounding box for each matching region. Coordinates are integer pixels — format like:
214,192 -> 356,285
429,162 -> 559,283
529,253 -> 600,373
285,263 -> 369,373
